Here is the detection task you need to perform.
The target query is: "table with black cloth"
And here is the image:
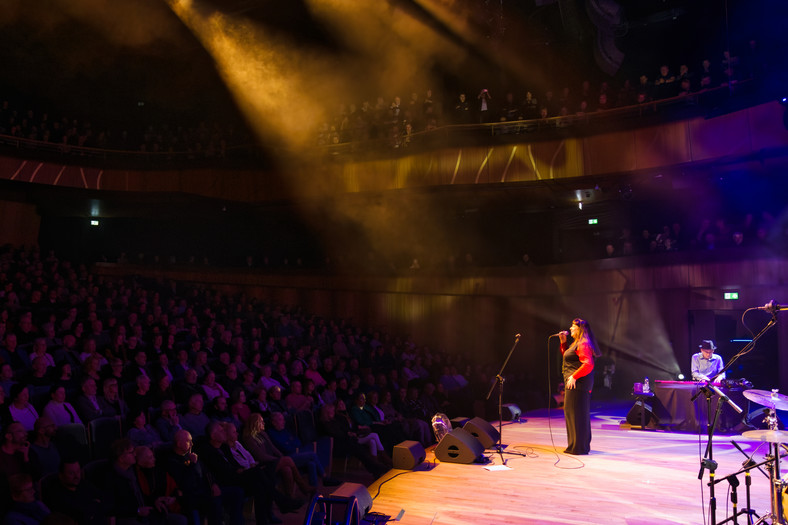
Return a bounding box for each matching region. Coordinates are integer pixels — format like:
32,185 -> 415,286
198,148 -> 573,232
651,381 -> 750,434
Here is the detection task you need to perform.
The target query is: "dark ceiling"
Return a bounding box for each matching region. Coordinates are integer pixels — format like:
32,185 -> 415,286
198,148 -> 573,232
0,0 -> 781,138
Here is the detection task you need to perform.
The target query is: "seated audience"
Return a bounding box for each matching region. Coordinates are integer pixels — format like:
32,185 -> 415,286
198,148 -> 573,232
42,386 -> 82,427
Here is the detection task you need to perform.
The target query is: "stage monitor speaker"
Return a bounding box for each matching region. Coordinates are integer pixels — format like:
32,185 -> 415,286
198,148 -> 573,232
434,427 -> 484,464
450,416 -> 469,428
626,399 -> 657,427
393,440 -> 425,470
502,403 -> 522,421
463,417 -> 500,449
330,482 -> 373,516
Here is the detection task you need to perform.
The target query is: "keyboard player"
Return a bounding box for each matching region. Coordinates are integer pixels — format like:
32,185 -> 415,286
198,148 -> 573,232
691,339 -> 725,382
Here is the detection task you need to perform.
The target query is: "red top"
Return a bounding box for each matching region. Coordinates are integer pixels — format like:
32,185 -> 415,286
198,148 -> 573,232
561,340 -> 595,379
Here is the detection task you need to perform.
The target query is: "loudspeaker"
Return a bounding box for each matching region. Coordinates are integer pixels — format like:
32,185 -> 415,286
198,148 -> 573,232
434,427 -> 485,464
450,416 -> 469,428
330,482 -> 373,515
463,417 -> 500,449
502,403 -> 522,421
393,440 -> 425,470
626,399 -> 657,427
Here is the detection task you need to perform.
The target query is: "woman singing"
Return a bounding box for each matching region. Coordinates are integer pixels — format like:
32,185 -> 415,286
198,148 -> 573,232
558,318 -> 601,455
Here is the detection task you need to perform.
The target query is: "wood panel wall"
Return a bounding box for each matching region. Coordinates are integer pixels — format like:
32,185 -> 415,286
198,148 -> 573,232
1,102 -> 784,203
95,253 -> 788,397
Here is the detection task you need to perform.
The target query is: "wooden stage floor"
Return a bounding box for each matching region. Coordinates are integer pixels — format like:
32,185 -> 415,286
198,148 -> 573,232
360,404 -> 779,525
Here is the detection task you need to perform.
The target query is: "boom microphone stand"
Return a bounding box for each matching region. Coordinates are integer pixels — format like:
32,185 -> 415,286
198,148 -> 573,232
486,333 -> 525,465
696,303 -> 779,525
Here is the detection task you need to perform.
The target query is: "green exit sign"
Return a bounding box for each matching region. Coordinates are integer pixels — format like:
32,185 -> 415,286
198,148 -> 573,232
588,218 -> 598,225
724,292 -> 739,300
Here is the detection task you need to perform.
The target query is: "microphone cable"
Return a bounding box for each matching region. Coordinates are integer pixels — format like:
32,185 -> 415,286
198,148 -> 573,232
546,333 -> 586,469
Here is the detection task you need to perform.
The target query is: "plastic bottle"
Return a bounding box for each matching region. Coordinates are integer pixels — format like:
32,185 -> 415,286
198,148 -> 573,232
644,377 -> 650,394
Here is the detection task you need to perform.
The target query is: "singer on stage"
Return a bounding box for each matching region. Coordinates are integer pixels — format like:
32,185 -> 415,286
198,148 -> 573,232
558,318 -> 600,455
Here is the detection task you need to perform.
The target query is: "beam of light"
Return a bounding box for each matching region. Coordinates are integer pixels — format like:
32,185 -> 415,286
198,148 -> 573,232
407,0 -> 553,93
305,0 -> 467,104
549,272 -> 681,376
167,0 -> 335,152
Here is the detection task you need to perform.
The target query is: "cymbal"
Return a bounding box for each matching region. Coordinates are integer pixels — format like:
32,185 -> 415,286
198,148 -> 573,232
741,430 -> 788,444
743,389 -> 788,411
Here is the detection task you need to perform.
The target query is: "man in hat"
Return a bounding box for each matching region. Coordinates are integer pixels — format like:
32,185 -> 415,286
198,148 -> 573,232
691,340 -> 725,382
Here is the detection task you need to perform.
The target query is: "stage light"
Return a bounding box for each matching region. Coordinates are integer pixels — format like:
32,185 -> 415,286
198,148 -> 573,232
780,96 -> 788,106
677,373 -> 685,380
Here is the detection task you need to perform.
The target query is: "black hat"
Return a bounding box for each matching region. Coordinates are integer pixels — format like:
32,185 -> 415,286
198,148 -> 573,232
699,340 -> 716,351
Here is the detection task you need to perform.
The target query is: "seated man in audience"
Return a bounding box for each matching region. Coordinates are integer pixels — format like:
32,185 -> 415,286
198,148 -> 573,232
133,445 -> 185,525
199,420 -> 302,525
154,399 -> 183,444
265,411 -> 339,488
163,430 -> 229,525
43,459 -> 111,525
28,416 -> 60,481
104,438 -> 186,525
174,369 -> 203,406
73,377 -> 106,424
0,421 -> 32,486
126,374 -> 154,420
3,473 -> 51,525
180,393 -> 210,440
97,376 -> 129,419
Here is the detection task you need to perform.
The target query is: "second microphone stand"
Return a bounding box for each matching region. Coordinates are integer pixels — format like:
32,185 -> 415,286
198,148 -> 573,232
486,333 -> 527,465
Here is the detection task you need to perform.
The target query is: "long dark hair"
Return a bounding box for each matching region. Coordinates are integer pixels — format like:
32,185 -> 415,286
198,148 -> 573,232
572,318 -> 601,358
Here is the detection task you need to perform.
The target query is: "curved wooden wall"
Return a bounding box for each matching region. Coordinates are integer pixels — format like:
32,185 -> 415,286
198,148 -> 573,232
0,102 -> 784,202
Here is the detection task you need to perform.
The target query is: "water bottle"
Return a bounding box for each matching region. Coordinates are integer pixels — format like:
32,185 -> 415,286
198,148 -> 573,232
644,377 -> 650,394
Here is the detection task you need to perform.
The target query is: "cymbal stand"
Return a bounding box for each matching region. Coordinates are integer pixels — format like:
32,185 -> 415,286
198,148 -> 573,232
751,408 -> 787,525
751,442 -> 786,525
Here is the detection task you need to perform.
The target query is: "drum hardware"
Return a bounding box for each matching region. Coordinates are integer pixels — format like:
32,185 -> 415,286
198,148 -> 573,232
730,390 -> 788,524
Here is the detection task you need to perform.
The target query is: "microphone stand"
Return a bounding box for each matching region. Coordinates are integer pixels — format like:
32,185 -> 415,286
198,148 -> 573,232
694,307 -> 778,525
696,384 -> 727,525
486,333 -> 524,465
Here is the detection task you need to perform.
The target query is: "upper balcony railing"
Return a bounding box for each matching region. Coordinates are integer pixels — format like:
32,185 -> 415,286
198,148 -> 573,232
0,81 -> 770,171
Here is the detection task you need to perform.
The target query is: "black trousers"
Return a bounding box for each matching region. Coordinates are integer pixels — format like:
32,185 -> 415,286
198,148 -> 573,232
564,386 -> 592,454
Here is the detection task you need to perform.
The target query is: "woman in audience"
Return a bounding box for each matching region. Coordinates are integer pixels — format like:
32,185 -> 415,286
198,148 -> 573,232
240,412 -> 314,498
42,384 -> 83,427
127,409 -> 164,448
201,371 -> 229,401
229,387 -> 251,425
8,383 -> 40,431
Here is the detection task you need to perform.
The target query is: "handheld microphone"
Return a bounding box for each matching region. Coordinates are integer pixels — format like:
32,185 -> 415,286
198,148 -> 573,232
515,333 -> 521,341
550,331 -> 566,337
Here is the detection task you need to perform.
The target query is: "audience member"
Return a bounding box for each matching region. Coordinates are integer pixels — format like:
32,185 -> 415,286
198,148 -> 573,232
8,385 -> 39,431
28,417 -> 60,480
43,459 -> 111,525
3,473 -> 51,525
42,386 -> 82,427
